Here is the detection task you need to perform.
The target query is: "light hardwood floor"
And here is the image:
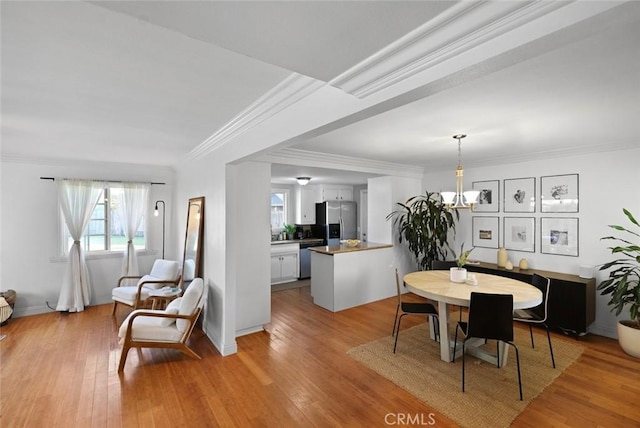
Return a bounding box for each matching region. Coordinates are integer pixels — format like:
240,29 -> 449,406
1,286 -> 638,427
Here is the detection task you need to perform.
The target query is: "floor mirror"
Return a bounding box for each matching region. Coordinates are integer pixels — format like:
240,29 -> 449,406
182,196 -> 204,288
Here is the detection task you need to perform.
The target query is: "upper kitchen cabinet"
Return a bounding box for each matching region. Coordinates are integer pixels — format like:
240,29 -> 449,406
322,185 -> 353,201
295,185 -> 319,225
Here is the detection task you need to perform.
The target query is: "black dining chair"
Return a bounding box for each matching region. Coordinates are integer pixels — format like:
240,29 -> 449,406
431,260 -> 465,322
513,273 -> 555,368
453,292 -> 523,400
392,269 -> 439,353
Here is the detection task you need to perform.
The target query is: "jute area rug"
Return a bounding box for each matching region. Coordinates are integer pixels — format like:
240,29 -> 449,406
348,323 -> 584,428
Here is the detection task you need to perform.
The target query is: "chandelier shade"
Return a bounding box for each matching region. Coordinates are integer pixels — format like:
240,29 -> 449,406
296,177 -> 311,186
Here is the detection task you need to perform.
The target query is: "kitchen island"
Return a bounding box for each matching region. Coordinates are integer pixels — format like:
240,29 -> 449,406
309,242 -> 394,312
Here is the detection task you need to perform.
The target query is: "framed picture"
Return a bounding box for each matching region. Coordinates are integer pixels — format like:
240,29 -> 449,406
541,174 -> 579,213
504,177 -> 535,213
472,180 -> 500,212
541,217 -> 579,256
472,216 -> 499,249
504,217 -> 535,252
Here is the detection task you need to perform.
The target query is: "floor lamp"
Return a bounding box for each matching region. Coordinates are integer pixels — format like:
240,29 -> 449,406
154,200 -> 165,259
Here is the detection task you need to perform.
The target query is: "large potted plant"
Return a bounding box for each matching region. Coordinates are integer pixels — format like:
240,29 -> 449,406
386,191 -> 459,271
598,208 -> 640,358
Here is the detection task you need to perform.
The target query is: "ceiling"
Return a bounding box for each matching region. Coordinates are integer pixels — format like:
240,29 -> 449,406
2,1 -> 639,186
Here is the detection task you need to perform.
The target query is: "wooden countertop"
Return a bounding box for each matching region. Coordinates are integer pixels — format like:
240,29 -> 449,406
308,242 -> 392,255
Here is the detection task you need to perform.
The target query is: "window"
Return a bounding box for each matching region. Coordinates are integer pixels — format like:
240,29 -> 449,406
270,188 -> 289,231
63,187 -> 146,253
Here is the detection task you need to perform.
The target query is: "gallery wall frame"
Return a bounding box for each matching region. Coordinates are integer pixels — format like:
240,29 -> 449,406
504,177 -> 535,213
504,217 -> 535,252
540,173 -> 579,213
540,217 -> 579,256
472,216 -> 499,249
472,180 -> 500,212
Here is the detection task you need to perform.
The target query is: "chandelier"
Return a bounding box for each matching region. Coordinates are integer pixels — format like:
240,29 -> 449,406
441,134 -> 479,210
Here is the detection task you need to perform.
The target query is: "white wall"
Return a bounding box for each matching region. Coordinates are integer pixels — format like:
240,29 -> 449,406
230,161 -> 271,335
0,158 -> 175,316
423,147 -> 640,338
368,175 -> 422,279
174,152 -> 235,354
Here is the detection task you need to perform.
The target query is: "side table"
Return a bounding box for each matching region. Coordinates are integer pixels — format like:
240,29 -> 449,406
147,288 -> 182,310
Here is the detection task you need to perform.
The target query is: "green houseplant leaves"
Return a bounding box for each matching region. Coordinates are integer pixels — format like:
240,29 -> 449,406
598,208 -> 640,328
453,243 -> 474,269
386,191 -> 459,271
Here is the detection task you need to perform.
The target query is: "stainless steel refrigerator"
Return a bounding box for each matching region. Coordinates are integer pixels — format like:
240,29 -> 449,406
315,201 -> 357,245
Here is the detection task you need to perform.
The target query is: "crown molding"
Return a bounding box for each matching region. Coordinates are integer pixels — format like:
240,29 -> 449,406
259,148 -> 424,179
184,73 -> 325,163
330,1 -> 605,98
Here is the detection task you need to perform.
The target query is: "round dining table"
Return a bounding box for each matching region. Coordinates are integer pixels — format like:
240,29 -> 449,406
403,270 -> 542,365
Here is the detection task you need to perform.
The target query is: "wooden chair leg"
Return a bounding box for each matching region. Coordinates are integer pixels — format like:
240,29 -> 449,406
118,344 -> 130,372
393,314 -> 405,353
392,304 -> 400,336
112,301 -> 118,315
178,344 -> 201,360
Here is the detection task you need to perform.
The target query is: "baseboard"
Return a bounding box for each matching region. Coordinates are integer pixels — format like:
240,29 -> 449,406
588,323 -> 617,339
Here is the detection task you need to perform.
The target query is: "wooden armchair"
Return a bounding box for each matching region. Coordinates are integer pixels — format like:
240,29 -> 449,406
112,259 -> 181,314
118,278 -> 205,372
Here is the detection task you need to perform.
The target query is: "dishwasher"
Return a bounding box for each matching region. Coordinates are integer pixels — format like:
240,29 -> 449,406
298,241 -> 324,279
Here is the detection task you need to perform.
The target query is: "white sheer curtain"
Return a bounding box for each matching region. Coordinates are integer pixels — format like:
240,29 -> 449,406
56,179 -> 105,312
117,183 -> 150,285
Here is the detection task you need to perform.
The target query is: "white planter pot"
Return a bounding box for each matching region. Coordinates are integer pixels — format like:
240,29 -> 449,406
450,267 -> 467,283
617,320 -> 640,358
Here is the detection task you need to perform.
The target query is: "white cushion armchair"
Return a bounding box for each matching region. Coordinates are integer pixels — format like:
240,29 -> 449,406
112,259 -> 181,314
118,278 -> 205,372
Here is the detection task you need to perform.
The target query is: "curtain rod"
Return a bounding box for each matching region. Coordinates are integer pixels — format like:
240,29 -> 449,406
40,177 -> 165,185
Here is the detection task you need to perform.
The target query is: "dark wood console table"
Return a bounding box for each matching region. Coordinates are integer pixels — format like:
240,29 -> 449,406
467,262 -> 595,336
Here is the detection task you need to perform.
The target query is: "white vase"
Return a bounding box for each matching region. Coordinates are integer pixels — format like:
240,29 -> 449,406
450,267 -> 467,283
617,320 -> 640,358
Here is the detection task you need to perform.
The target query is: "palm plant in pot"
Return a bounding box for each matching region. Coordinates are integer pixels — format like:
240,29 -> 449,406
386,191 -> 459,271
598,208 -> 640,358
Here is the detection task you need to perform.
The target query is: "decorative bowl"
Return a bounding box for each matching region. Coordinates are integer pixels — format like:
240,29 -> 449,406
341,239 -> 360,247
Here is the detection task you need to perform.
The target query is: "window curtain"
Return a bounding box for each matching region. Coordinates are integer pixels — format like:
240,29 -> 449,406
117,183 -> 150,285
56,179 -> 105,312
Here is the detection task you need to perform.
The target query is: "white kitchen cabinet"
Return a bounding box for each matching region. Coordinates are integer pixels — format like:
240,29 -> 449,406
271,243 -> 300,284
295,185 -> 318,225
322,186 -> 353,201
